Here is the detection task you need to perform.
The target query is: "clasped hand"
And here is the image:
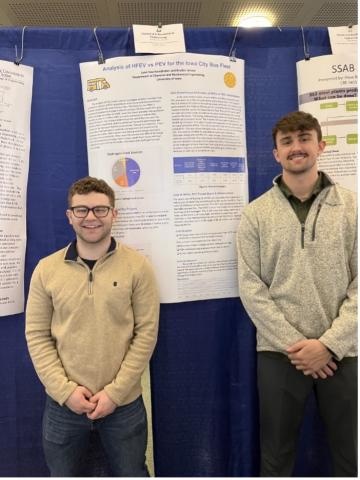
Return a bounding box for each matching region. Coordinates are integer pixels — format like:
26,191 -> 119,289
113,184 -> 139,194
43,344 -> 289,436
65,386 -> 117,419
286,339 -> 337,379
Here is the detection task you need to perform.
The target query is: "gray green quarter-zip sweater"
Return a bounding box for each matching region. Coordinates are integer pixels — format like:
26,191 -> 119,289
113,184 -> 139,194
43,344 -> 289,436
237,173 -> 357,360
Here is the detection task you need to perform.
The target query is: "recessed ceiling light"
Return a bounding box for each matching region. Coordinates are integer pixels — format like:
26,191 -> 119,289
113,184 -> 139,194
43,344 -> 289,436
238,15 -> 272,28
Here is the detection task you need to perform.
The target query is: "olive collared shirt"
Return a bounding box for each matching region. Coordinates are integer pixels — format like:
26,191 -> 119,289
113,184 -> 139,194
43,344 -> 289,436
278,171 -> 331,223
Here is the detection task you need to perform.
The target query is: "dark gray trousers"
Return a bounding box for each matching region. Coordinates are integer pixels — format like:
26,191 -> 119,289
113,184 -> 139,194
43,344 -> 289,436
258,352 -> 357,477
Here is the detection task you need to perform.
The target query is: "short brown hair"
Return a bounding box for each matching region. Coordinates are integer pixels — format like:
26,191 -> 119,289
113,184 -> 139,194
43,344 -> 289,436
68,176 -> 115,207
272,111 -> 322,148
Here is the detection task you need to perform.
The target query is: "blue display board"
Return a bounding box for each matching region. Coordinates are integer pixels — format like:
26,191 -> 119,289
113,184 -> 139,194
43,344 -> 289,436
0,26 -> 333,476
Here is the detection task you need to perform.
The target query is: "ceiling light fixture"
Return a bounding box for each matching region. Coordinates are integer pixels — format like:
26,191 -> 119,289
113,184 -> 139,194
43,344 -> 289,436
238,15 -> 272,28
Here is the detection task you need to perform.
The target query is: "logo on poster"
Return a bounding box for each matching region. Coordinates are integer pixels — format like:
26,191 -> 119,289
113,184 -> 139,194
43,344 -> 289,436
87,77 -> 110,92
224,72 -> 236,88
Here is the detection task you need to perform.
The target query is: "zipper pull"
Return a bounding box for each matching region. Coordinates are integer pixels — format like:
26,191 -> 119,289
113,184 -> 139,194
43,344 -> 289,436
301,223 -> 305,249
88,271 -> 93,294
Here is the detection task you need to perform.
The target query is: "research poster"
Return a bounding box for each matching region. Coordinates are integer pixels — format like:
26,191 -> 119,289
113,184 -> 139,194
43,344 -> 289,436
297,54 -> 357,191
0,61 -> 33,316
80,53 -> 247,302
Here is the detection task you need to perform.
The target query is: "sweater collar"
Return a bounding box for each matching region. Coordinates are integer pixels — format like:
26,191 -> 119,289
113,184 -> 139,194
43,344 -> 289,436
65,236 -> 117,261
277,171 -> 331,200
273,170 -> 335,191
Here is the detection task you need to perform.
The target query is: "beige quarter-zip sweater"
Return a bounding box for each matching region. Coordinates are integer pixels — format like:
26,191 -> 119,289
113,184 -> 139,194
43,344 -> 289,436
26,239 -> 159,406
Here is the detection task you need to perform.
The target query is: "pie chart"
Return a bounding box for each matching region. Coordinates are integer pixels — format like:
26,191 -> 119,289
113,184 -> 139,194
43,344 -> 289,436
112,157 -> 141,187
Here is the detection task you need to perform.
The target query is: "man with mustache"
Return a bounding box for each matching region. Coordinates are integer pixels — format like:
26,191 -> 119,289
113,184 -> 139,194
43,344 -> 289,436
237,111 -> 357,476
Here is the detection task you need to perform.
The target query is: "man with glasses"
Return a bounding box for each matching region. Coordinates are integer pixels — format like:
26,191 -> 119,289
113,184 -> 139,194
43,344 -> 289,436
26,176 -> 159,476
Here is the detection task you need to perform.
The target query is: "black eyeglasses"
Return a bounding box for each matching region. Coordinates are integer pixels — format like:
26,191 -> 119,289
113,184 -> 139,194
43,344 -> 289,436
70,206 -> 113,218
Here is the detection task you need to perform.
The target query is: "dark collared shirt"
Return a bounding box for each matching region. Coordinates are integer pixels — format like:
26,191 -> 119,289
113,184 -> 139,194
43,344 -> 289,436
278,172 -> 331,224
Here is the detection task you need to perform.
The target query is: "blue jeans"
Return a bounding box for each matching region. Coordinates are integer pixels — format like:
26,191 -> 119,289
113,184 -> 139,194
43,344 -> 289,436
42,395 -> 149,477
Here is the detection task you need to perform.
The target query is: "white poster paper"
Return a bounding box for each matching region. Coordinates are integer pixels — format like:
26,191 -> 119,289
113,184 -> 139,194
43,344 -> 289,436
328,25 -> 358,54
0,61 -> 33,316
133,24 -> 186,54
297,54 -> 357,191
80,53 -> 247,303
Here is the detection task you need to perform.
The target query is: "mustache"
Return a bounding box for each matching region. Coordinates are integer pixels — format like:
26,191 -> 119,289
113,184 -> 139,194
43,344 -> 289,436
287,152 -> 308,160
